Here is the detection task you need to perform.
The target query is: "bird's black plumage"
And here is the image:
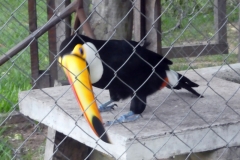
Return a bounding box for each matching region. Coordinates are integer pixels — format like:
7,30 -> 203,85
59,34 -> 202,116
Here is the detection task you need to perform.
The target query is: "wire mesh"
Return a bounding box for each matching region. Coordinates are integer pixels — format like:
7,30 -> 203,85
0,0 -> 240,160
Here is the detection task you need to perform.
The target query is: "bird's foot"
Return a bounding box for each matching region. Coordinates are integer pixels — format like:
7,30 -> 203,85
98,104 -> 117,112
98,100 -> 117,112
105,111 -> 140,126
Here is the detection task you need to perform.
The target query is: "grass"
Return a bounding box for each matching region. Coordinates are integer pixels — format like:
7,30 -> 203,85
162,0 -> 239,46
0,127 -> 13,159
170,54 -> 238,71
161,0 -> 239,71
0,124 -> 46,160
21,144 -> 45,160
0,1 -> 51,158
0,0 -> 48,113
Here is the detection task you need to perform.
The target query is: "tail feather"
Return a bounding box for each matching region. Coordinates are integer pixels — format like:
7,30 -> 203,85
166,70 -> 203,98
174,82 -> 203,98
177,73 -> 199,87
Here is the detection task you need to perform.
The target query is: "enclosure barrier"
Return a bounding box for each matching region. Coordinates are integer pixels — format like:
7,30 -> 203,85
0,0 -> 240,159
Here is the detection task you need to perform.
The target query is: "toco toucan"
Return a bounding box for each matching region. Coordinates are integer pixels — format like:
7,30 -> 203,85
58,43 -> 111,143
58,34 -> 203,142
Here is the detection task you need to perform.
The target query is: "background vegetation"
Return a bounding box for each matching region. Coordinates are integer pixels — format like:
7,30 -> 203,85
0,0 -> 239,111
0,1 -> 239,158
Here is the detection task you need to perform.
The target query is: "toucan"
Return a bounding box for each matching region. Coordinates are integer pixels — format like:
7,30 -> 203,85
58,43 -> 111,143
58,34 -> 203,143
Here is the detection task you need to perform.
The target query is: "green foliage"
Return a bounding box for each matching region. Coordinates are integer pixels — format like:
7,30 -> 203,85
161,0 -> 239,71
227,2 -> 239,22
161,0 -> 239,46
0,0 -> 49,113
0,0 -> 239,113
0,140 -> 12,160
170,54 -> 238,71
0,125 -> 46,160
0,1 -> 30,112
0,127 -> 13,160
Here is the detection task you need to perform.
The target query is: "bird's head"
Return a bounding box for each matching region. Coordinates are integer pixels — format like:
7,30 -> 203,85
71,44 -> 87,60
59,42 -> 103,84
58,42 -> 110,144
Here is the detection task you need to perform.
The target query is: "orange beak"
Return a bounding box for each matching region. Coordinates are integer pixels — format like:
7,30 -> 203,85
58,44 -> 110,143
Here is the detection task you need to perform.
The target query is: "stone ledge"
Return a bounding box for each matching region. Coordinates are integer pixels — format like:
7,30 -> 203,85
19,63 -> 240,159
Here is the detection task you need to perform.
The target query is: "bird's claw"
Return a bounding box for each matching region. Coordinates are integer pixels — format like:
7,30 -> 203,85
111,104 -> 118,110
104,111 -> 140,126
99,103 -> 117,112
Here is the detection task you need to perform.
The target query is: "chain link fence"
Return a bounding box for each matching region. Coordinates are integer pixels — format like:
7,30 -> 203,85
0,0 -> 240,159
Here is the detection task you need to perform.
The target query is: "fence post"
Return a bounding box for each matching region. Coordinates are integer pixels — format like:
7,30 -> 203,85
65,0 -> 72,37
54,0 -> 72,82
145,0 -> 161,54
133,0 -> 145,41
47,0 -> 58,87
28,0 -> 40,89
214,0 -> 227,45
239,4 -> 240,62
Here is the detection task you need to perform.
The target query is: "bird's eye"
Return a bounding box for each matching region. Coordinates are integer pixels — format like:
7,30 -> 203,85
80,48 -> 84,55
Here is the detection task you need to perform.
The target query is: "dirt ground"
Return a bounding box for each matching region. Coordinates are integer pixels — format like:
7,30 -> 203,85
1,114 -> 47,160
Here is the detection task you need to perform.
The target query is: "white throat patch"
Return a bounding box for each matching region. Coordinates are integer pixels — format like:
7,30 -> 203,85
83,42 -> 103,83
166,70 -> 179,87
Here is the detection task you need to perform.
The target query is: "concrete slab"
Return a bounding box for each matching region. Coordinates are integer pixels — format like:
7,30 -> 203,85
19,64 -> 240,160
214,65 -> 240,84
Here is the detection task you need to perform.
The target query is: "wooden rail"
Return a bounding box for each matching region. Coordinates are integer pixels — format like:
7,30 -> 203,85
28,0 -> 39,89
0,0 -> 232,87
134,0 -> 229,58
0,0 -> 77,67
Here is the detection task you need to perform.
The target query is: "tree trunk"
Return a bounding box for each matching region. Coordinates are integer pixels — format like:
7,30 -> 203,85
90,0 -> 133,40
